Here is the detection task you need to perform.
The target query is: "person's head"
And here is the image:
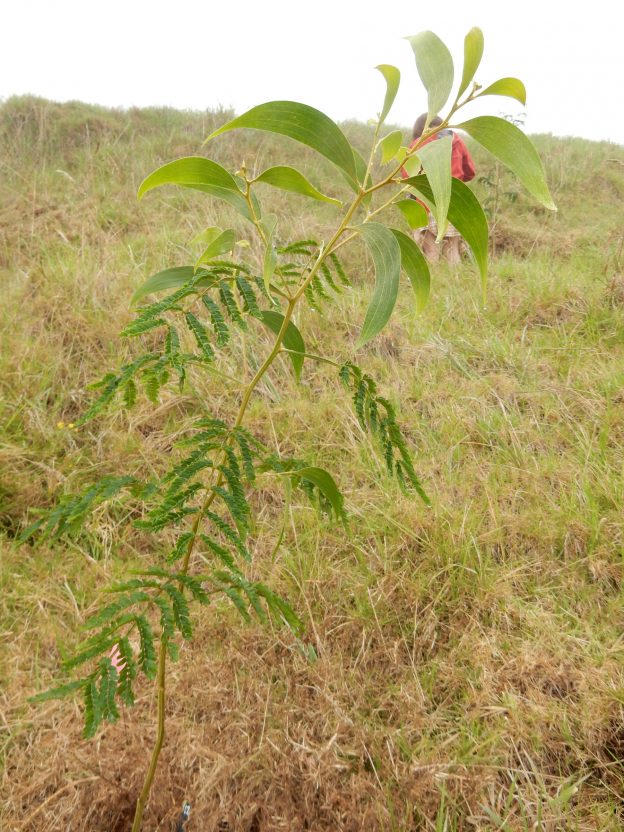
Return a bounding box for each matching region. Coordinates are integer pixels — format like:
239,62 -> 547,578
412,113 -> 443,140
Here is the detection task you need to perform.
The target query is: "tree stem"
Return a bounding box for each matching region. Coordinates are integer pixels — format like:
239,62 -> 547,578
131,637 -> 167,832
130,143 -> 373,832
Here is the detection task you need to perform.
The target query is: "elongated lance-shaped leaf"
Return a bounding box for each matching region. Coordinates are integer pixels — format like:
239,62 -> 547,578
131,266 -> 213,305
405,174 -> 489,297
401,151 -> 422,178
204,101 -> 359,189
456,116 -> 556,210
417,134 -> 452,240
196,229 -> 237,265
137,157 -> 256,221
378,130 -> 403,165
407,31 -> 454,119
475,77 -> 527,106
390,229 -> 431,313
351,147 -> 373,202
395,199 -> 428,230
355,223 -> 401,348
457,27 -> 484,100
294,466 -> 346,521
376,64 -> 400,124
253,166 -> 341,205
138,157 -> 239,198
190,226 -> 222,247
258,310 -> 306,382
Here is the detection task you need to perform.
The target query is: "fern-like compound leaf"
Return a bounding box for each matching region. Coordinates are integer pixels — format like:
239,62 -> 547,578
152,594 -> 176,641
117,636 -> 137,706
162,584 -> 192,639
205,510 -> 250,561
235,276 -> 262,318
136,615 -> 157,679
83,678 -> 101,739
219,282 -> 247,329
201,296 -> 230,347
98,657 -> 120,723
122,316 -> 167,338
185,312 -> 215,361
28,679 -> 87,704
173,573 -> 210,605
82,590 -> 151,630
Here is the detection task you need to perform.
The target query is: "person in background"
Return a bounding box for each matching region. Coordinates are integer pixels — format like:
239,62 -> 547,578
405,113 -> 476,264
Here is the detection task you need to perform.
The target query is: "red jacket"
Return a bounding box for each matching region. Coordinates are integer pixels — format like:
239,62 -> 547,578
402,130 -> 476,182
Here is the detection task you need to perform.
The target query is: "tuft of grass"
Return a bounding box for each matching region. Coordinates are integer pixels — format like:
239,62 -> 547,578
1,97 -> 624,830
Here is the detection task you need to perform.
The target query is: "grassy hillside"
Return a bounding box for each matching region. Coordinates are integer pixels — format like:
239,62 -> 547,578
1,96 -> 624,831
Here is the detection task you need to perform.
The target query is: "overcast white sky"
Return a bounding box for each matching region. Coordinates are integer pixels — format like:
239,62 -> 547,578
2,0 -> 623,144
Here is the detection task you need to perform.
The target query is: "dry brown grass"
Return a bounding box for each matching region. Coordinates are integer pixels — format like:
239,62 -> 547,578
1,98 -> 624,830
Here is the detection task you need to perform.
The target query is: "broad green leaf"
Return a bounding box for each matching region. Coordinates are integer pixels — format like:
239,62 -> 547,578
378,130 -> 403,165
457,27 -> 484,100
336,146 -> 372,199
260,213 -> 278,295
407,31 -> 454,119
395,198 -> 428,229
417,134 -> 452,240
352,147 -> 372,188
355,223 -> 401,348
258,310 -> 306,382
475,77 -> 527,106
253,166 -> 341,205
138,157 -> 239,198
405,174 -> 489,297
295,466 -> 345,521
137,157 -> 255,221
390,228 -> 431,312
196,229 -> 237,266
190,226 -> 222,247
401,151 -> 422,177
131,266 -> 214,305
376,64 -> 401,124
457,116 -> 556,209
205,101 -> 359,187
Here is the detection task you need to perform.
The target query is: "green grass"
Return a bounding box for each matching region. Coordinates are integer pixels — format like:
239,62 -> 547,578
1,96 -> 624,831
